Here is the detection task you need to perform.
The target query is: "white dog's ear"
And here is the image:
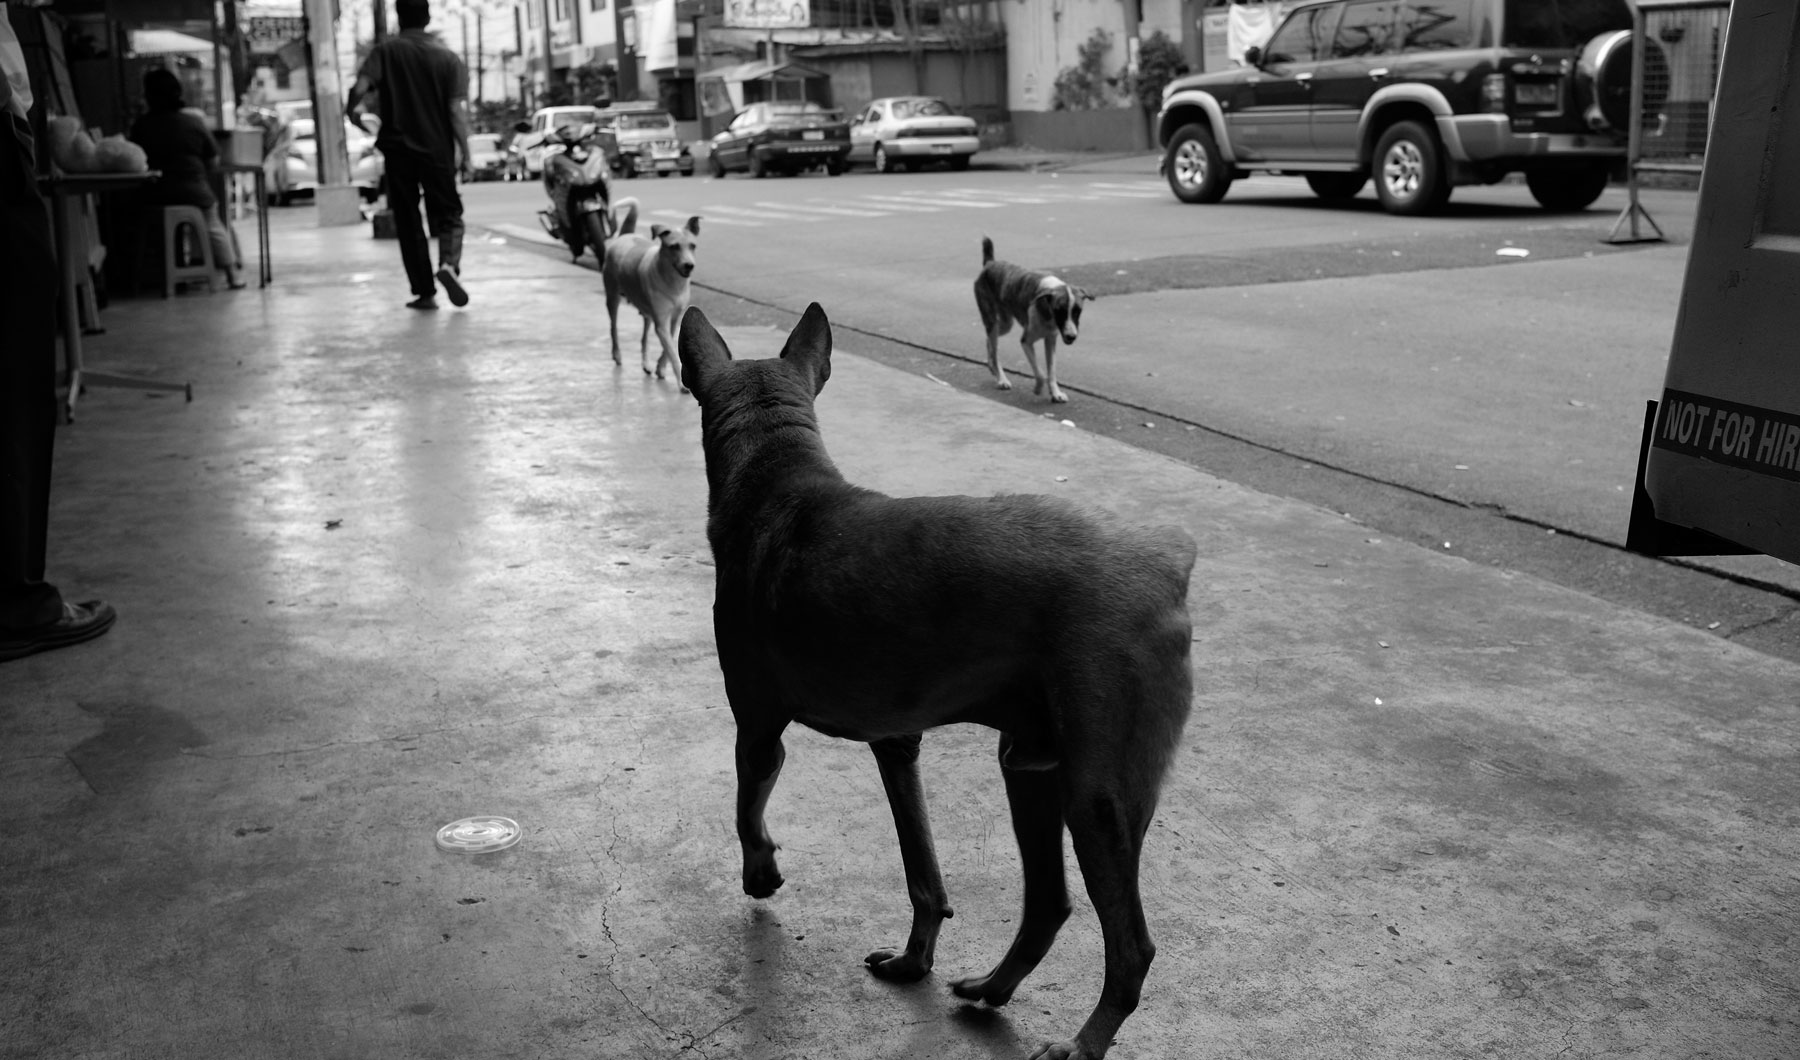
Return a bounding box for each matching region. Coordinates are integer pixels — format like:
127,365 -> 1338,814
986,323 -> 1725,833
779,302 -> 832,396
680,306 -> 732,401
685,215 -> 701,237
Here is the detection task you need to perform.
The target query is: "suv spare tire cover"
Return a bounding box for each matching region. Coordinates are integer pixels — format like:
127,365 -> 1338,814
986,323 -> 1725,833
1579,29 -> 1670,131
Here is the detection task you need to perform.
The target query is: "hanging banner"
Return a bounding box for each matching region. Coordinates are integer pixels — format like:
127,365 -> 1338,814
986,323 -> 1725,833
723,0 -> 811,31
244,16 -> 306,55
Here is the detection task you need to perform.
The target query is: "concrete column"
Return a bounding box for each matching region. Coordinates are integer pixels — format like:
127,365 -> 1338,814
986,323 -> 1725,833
304,0 -> 363,225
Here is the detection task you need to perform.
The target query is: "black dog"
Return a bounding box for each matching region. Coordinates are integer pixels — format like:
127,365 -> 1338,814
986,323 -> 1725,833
681,303 -> 1197,1060
973,236 -> 1094,404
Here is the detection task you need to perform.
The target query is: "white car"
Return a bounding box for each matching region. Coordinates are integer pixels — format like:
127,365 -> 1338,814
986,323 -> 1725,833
516,105 -> 604,177
263,117 -> 384,205
848,96 -> 980,173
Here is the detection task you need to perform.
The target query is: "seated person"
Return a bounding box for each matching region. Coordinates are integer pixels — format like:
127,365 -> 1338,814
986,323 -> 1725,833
129,68 -> 244,289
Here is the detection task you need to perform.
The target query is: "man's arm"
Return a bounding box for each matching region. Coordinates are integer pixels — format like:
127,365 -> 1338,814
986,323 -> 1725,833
449,95 -> 472,176
345,52 -> 378,133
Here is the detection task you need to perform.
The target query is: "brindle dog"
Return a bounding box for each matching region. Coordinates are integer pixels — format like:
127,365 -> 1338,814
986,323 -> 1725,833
973,236 -> 1095,404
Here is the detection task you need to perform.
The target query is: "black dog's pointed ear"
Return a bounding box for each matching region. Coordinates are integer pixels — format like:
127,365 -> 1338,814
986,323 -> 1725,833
680,306 -> 731,401
778,302 -> 832,396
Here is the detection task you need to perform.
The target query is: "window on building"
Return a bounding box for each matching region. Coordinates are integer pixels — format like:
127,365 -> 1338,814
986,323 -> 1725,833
590,0 -> 606,10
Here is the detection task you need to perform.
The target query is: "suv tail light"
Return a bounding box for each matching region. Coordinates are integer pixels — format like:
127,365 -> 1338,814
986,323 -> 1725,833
1481,73 -> 1507,113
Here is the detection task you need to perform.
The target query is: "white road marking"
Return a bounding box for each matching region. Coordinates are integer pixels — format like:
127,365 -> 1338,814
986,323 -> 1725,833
862,193 -> 1005,208
843,196 -> 942,212
755,200 -> 891,218
488,222 -> 561,247
702,204 -> 811,222
941,188 -> 1057,204
651,208 -> 764,227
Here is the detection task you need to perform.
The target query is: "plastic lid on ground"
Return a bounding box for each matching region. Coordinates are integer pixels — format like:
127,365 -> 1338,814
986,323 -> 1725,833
435,816 -> 523,853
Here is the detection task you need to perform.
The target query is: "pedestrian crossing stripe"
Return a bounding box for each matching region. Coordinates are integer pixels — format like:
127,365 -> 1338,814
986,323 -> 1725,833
653,208 -> 763,227
699,205 -> 809,221
754,201 -> 890,218
940,188 -> 1057,204
864,193 -> 1005,208
844,197 -> 941,212
1086,182 -> 1165,194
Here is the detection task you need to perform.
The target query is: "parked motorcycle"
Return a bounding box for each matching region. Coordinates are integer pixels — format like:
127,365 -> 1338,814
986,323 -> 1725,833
523,121 -> 618,262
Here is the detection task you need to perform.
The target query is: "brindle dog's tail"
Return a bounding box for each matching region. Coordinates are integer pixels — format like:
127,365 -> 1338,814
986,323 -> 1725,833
981,235 -> 995,266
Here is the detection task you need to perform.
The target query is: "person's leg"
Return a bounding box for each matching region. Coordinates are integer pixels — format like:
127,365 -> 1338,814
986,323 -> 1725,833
382,148 -> 436,306
203,203 -> 244,287
0,114 -> 63,631
0,113 -> 113,659
419,156 -> 467,305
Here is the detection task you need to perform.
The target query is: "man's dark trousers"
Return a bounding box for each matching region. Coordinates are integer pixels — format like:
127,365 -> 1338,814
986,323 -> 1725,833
382,145 -> 463,298
0,112 -> 65,632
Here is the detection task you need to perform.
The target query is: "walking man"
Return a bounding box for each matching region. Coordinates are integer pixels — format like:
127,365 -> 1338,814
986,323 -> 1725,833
347,0 -> 472,310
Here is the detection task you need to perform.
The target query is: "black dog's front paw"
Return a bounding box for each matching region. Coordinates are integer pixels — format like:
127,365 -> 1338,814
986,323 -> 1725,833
743,860 -> 784,899
865,948 -> 931,983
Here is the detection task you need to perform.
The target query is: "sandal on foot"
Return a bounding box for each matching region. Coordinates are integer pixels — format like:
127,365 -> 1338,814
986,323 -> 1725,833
434,265 -> 468,307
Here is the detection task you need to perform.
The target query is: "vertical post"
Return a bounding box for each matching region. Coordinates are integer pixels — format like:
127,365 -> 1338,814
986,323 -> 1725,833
211,0 -> 227,125
303,0 -> 363,224
476,8 -> 484,105
1606,1 -> 1664,244
373,0 -> 387,42
539,0 -> 555,101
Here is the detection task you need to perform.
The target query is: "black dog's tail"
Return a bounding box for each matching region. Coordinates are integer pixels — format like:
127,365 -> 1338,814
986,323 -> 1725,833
981,235 -> 995,265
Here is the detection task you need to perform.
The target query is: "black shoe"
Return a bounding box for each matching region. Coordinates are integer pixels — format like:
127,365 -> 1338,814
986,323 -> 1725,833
435,265 -> 468,307
407,295 -> 439,310
0,600 -> 117,662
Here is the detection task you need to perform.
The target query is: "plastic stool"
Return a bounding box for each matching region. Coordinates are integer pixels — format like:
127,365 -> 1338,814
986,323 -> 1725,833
160,205 -> 215,298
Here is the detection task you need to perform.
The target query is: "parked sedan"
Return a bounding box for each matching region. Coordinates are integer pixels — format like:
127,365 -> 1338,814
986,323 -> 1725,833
848,96 -> 980,172
708,101 -> 851,178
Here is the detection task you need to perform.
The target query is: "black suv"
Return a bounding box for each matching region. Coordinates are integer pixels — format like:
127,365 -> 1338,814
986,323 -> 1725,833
1155,0 -> 1666,214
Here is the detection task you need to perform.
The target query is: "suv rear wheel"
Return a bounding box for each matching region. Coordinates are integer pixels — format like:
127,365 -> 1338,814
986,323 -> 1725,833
1306,172 -> 1367,200
1526,164 -> 1611,211
1165,123 -> 1233,204
1373,120 -> 1451,216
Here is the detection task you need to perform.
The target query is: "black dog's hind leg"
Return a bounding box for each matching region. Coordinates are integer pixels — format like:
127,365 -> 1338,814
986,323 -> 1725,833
1053,774 -> 1159,1059
952,734 -> 1072,1005
864,734 -> 955,982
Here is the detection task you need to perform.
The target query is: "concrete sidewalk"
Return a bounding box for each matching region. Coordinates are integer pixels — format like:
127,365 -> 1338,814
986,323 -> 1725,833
2,211 -> 1796,1060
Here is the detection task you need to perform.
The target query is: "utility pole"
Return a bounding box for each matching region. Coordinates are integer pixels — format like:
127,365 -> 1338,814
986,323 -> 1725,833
475,8 -> 484,105
302,0 -> 362,224
538,0 -> 555,101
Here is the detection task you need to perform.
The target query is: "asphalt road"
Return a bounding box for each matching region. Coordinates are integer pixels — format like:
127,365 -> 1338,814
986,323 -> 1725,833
456,164 -> 1800,663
